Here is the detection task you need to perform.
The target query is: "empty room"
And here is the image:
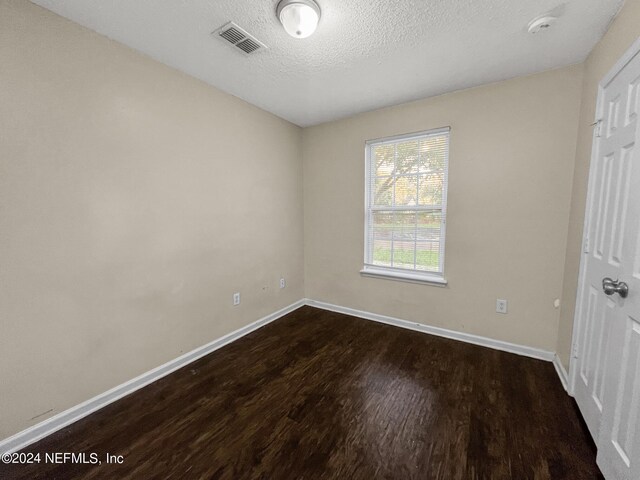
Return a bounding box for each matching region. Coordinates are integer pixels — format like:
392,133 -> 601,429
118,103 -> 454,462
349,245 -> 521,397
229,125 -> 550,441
2,0 -> 640,478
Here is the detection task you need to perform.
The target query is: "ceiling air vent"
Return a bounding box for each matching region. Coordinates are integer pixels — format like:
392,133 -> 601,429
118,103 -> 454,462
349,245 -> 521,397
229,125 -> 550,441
213,22 -> 267,56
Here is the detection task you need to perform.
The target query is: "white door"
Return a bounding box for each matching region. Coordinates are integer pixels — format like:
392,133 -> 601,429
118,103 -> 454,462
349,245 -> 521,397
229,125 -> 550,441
595,45 -> 640,480
572,40 -> 640,480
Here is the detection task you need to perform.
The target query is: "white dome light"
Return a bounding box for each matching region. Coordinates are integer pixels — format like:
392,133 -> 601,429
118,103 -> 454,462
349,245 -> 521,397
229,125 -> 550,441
277,0 -> 321,39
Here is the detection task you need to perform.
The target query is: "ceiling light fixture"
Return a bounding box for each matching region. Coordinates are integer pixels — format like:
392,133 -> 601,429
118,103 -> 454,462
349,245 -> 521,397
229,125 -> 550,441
277,0 -> 321,39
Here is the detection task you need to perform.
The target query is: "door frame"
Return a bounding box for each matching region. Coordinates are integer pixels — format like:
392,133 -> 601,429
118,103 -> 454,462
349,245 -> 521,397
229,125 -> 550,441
569,36 -> 640,396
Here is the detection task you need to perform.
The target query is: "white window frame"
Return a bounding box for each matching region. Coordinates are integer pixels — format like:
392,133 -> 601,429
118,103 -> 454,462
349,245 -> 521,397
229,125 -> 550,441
361,127 -> 450,286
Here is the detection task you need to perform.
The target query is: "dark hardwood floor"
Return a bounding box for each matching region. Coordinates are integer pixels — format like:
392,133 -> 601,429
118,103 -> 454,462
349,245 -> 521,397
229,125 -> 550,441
1,306 -> 602,479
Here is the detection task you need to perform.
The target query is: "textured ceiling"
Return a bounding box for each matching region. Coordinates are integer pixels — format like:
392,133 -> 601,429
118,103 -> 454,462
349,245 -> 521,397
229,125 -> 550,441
31,0 -> 624,127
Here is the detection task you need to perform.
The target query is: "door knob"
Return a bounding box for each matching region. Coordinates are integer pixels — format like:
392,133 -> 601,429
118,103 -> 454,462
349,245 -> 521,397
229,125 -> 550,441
602,278 -> 629,298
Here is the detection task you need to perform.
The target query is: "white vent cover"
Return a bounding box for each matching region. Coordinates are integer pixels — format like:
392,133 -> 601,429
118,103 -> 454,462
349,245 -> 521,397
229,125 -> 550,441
213,22 -> 267,55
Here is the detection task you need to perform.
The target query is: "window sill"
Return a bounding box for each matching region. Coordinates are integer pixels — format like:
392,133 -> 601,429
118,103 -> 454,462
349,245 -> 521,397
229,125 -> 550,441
359,267 -> 448,287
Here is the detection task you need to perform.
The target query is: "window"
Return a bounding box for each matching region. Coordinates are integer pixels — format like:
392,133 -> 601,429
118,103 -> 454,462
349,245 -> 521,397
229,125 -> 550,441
362,127 -> 450,285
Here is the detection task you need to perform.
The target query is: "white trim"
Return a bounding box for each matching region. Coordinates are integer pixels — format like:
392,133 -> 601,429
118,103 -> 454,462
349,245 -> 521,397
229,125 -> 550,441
369,204 -> 443,211
569,36 -> 640,395
2,297 -> 570,454
360,266 -> 447,286
305,299 -> 555,362
0,299 -> 306,455
365,126 -> 451,147
553,354 -> 571,394
569,90 -> 603,394
363,127 -> 450,279
600,36 -> 640,87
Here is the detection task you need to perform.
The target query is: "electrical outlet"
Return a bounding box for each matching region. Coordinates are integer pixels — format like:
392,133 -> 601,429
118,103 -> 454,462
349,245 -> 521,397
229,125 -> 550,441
233,292 -> 240,306
279,277 -> 286,289
496,299 -> 508,314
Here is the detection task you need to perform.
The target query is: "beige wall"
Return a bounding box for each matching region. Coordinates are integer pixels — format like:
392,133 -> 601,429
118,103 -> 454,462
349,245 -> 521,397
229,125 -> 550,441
0,0 -> 303,439
557,0 -> 640,370
303,66 -> 583,352
2,0 -> 637,444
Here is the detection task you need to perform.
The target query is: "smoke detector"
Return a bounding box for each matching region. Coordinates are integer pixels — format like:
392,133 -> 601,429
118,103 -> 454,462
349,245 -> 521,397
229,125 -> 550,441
527,15 -> 558,34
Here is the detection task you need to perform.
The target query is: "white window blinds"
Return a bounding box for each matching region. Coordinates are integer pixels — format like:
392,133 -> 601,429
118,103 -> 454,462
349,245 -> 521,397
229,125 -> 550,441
363,127 -> 450,283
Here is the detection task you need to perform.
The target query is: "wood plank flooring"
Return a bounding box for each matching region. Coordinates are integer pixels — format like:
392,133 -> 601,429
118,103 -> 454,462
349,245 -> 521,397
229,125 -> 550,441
1,306 -> 601,479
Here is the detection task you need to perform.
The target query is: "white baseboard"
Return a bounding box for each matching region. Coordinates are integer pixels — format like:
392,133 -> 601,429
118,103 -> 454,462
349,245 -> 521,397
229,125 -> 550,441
553,354 -> 571,394
305,299 -> 555,362
2,297 -> 567,453
0,299 -> 306,455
